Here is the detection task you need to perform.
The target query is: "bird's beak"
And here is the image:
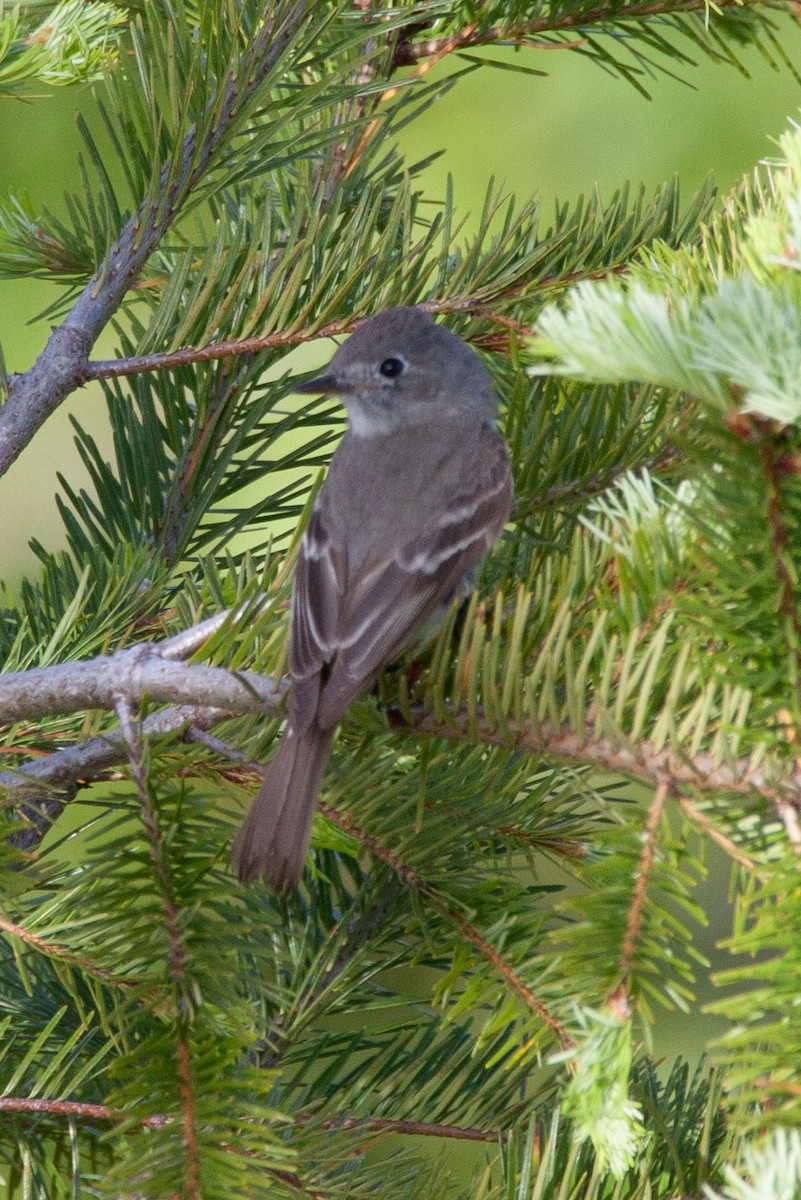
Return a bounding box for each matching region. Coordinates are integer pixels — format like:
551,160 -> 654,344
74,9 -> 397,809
293,373 -> 341,395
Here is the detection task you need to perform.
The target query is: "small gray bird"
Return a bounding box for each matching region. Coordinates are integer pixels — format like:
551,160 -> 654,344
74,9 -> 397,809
232,306 -> 513,890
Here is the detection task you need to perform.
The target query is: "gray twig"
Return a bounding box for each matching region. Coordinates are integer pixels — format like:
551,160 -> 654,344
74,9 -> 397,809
0,650 -> 283,726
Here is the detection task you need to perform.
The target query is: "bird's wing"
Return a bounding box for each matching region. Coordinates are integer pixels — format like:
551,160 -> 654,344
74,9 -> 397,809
289,504 -> 347,682
308,425 -> 512,729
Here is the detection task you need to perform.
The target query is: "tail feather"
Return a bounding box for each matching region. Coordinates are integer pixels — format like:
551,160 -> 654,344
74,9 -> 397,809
232,725 -> 335,890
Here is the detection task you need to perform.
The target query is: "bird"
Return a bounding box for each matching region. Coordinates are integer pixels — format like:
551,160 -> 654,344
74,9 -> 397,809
232,306 -> 513,890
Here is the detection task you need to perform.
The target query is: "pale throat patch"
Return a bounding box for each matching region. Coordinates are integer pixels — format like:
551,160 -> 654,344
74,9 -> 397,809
346,401 -> 396,438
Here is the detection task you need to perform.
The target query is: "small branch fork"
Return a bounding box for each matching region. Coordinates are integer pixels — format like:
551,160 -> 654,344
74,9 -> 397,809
0,609 -> 283,729
0,604 -> 284,842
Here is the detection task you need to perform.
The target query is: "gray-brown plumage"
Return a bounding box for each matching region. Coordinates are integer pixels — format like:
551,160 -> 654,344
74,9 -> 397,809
232,307 -> 512,890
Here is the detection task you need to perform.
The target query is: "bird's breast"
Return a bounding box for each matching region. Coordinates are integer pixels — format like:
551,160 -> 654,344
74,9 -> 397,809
323,422 -> 484,565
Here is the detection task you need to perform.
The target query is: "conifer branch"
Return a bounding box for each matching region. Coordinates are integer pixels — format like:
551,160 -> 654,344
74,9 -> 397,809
0,912 -> 135,988
390,0 -> 778,66
78,294 -> 582,384
775,797 -> 801,852
0,1095 -> 501,1141
5,704 -> 247,852
159,361 -> 246,564
676,795 -> 764,875
748,422 -> 801,853
6,1 -> 800,1189
259,880 -> 407,1070
757,427 -> 801,728
617,780 -> 669,994
404,709 -> 801,817
7,693 -> 801,855
343,18 -> 479,177
444,902 -> 574,1049
759,434 -> 801,672
309,1115 -> 502,1142
0,0 -> 311,477
81,295 -> 526,385
0,1097 -> 169,1128
318,801 -> 573,1049
83,316 -> 357,381
1,601 -> 280,838
0,619 -> 284,726
530,444 -> 682,511
116,694 -> 202,1199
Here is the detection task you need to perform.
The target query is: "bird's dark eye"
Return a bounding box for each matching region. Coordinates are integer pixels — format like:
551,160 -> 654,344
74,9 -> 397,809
378,357 -> 406,379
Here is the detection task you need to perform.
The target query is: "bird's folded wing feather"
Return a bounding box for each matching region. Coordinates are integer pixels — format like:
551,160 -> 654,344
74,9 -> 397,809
290,427 -> 512,729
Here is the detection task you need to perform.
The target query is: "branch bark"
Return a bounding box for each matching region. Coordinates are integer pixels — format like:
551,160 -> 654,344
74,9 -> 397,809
617,779 -> 669,991
0,653 -> 282,728
0,603 -> 281,732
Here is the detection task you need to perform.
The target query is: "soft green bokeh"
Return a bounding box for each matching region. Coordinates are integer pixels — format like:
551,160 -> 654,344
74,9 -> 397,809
398,29 -> 801,215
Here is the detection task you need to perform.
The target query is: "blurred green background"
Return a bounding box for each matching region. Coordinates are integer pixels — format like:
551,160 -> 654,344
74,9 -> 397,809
3,16 -> 801,1070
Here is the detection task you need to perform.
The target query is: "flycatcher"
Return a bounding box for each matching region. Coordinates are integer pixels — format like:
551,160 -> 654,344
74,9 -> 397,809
232,306 -> 513,890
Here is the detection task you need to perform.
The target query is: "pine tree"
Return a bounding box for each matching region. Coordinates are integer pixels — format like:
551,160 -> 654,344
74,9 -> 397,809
2,1 -> 801,1196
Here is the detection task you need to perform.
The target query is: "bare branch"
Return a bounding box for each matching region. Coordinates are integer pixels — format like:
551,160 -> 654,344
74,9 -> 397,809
0,641 -> 283,727
0,1 -> 311,477
4,705 -> 244,835
0,609 -> 283,844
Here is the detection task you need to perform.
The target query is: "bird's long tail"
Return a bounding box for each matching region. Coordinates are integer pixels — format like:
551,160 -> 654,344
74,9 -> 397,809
232,724 -> 335,890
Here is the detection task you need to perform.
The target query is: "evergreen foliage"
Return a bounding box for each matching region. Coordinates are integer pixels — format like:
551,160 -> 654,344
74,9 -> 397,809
2,1 -> 801,1196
